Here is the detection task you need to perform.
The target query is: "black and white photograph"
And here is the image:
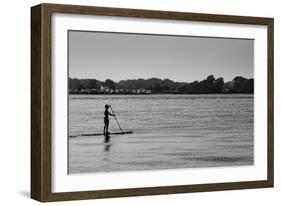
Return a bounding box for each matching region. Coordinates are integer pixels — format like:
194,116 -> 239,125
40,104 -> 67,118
68,30 -> 254,174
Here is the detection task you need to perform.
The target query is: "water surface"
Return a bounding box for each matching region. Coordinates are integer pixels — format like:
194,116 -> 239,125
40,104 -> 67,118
68,94 -> 254,174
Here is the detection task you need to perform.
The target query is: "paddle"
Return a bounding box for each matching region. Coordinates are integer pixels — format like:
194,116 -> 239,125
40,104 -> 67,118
109,105 -> 124,133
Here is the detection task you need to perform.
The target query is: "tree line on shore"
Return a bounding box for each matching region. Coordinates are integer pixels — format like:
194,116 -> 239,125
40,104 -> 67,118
69,75 -> 254,94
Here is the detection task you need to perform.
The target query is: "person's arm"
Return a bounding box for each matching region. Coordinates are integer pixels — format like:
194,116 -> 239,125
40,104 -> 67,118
108,112 -> 115,116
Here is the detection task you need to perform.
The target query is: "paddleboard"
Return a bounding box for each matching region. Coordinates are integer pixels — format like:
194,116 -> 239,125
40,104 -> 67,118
82,131 -> 133,136
70,131 -> 133,138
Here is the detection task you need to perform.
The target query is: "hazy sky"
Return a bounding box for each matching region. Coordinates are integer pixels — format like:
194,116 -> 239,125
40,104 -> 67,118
68,30 -> 253,82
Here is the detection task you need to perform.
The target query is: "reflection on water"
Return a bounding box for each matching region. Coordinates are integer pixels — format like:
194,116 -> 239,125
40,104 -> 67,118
104,134 -> 111,143
69,94 -> 254,174
104,134 -> 112,152
104,143 -> 112,153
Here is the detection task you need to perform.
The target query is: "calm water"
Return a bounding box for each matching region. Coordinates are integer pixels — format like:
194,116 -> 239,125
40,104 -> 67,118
68,94 -> 254,174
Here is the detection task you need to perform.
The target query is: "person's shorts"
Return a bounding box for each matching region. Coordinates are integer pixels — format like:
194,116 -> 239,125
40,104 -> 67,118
104,117 -> 109,124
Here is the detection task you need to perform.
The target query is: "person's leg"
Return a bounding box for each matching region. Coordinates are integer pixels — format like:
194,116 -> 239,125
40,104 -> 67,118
107,120 -> 109,134
105,120 -> 109,134
103,118 -> 106,135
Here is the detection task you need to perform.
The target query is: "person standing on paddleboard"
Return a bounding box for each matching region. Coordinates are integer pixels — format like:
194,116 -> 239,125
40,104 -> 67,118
104,104 -> 115,135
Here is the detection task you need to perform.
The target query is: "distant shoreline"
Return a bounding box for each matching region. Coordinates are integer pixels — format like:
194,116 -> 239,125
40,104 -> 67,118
69,75 -> 254,95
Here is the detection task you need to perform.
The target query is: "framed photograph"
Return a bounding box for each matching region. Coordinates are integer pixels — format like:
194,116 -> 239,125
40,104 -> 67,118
31,3 -> 274,202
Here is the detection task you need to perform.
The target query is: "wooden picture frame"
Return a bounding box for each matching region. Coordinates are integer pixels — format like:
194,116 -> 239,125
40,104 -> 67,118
31,3 -> 274,202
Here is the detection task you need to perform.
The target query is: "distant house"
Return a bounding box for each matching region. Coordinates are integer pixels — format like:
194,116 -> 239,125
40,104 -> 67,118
138,88 -> 146,93
132,88 -> 152,94
146,90 -> 152,94
100,85 -> 111,93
